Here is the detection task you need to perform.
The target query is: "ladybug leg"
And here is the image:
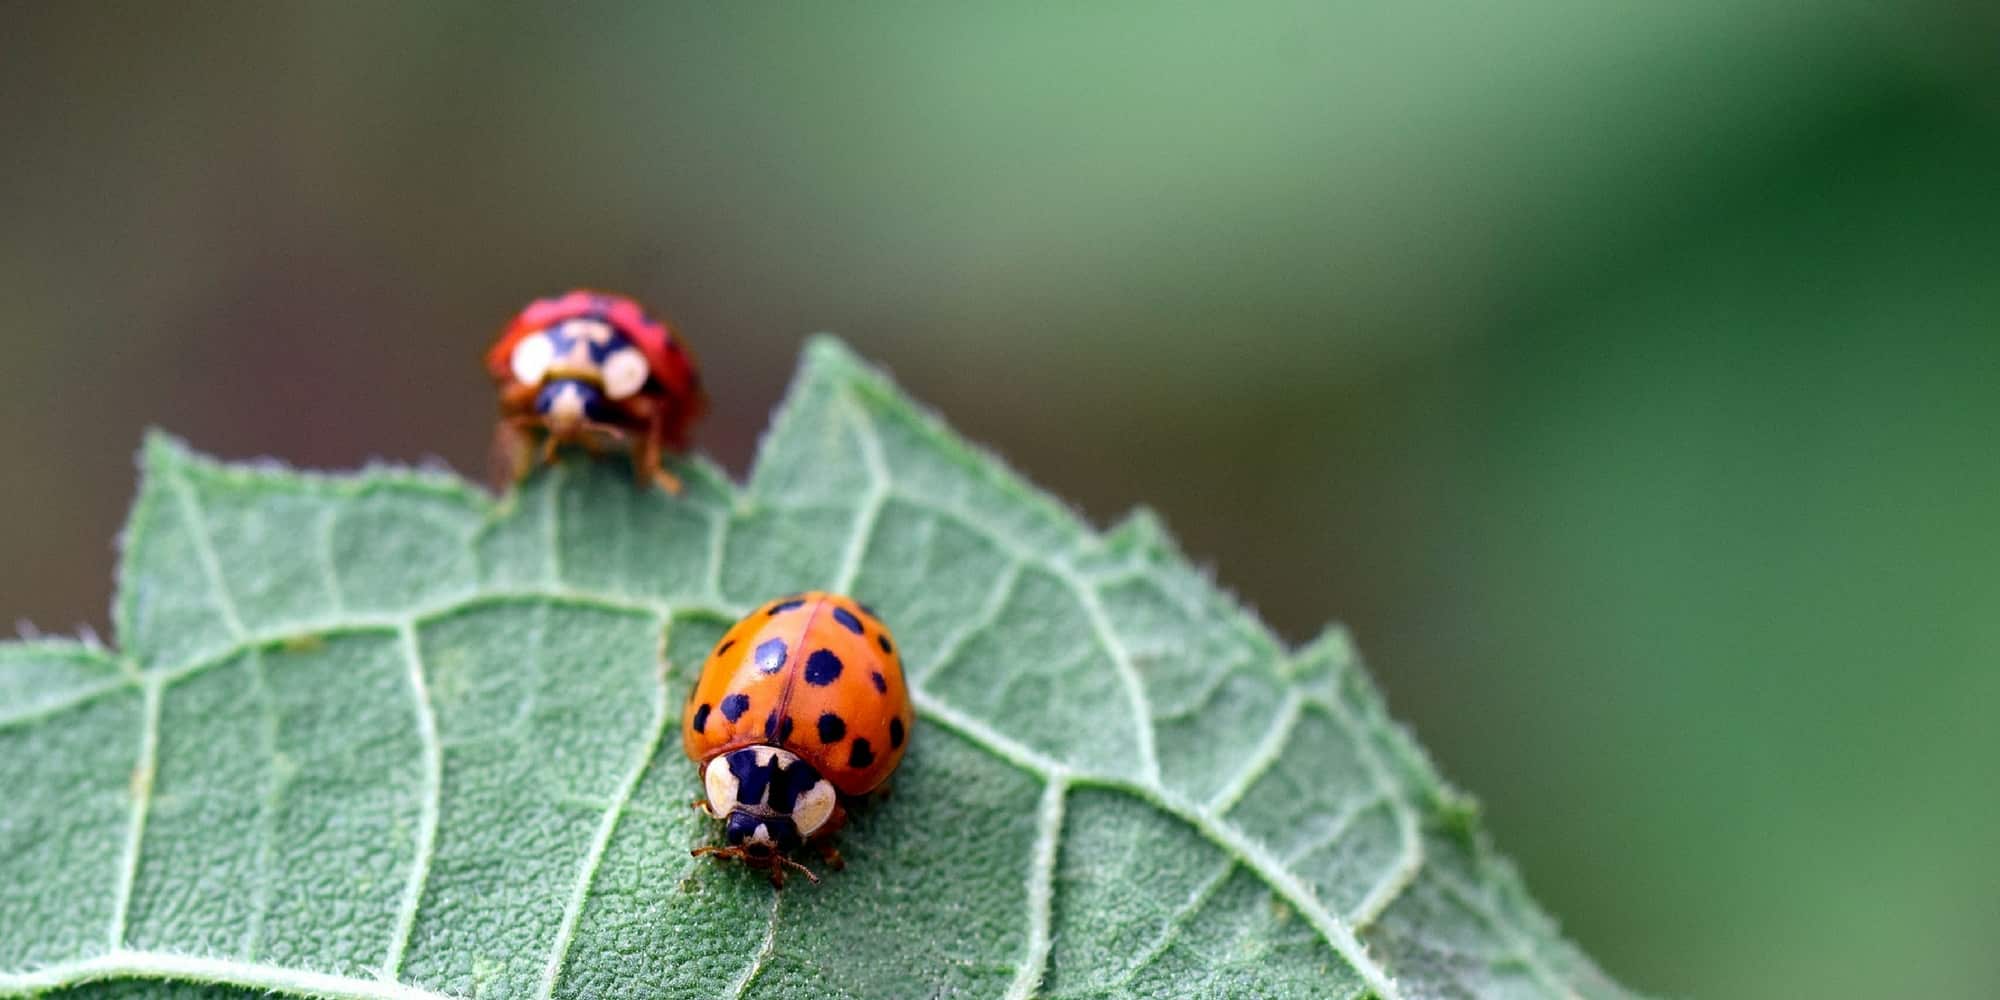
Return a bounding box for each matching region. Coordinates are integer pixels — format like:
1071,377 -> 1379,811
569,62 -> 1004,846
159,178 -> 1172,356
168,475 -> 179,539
691,845 -> 820,888
808,804 -> 848,870
639,409 -> 685,495
487,421 -> 535,494
651,465 -> 685,495
689,798 -> 717,818
815,841 -> 846,871
539,432 -> 562,466
772,855 -> 820,887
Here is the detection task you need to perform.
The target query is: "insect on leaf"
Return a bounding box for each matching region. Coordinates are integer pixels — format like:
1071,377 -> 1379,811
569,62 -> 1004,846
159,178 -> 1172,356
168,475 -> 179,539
0,338 -> 1637,999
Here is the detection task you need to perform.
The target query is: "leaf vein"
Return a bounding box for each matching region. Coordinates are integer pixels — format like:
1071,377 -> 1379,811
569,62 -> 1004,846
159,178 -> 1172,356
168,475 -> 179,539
316,505 -> 348,616
535,652 -> 674,1000
871,486 -> 1165,782
105,677 -> 162,950
915,561 -> 1024,683
915,689 -> 1405,999
0,951 -> 460,1000
242,646 -> 281,959
1066,567 -> 1163,783
381,623 -> 443,981
1107,858 -> 1236,990
1282,794 -> 1393,868
702,507 -> 730,605
1312,693 -> 1424,929
163,460 -> 247,638
1002,778 -> 1067,1000
1427,864 -> 1582,1000
722,894 -> 782,1000
1207,689 -> 1304,814
831,393 -> 892,594
833,392 -> 1161,781
0,676 -> 137,730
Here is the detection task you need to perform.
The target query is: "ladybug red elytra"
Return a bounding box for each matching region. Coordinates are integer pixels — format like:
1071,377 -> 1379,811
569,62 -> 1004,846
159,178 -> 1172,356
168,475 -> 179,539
485,290 -> 706,493
682,592 -> 914,886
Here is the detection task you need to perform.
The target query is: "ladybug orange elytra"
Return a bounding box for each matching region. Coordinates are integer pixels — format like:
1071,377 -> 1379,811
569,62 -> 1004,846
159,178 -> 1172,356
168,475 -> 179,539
682,592 -> 914,885
485,290 -> 706,493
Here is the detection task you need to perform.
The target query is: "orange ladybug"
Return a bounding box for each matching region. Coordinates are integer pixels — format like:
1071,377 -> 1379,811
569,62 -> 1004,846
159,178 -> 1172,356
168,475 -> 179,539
682,592 -> 913,885
485,290 -> 706,494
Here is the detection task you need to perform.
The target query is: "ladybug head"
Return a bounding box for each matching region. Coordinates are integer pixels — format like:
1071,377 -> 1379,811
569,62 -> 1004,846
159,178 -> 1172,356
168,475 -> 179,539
506,317 -> 653,405
724,810 -> 802,856
534,379 -> 614,435
703,747 -> 839,848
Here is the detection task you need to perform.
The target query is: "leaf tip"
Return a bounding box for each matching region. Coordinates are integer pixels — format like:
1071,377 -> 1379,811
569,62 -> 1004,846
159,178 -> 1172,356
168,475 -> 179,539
1104,507 -> 1173,555
799,333 -> 867,378
1434,786 -> 1484,843
1288,625 -> 1360,684
138,428 -> 195,472
795,335 -> 921,418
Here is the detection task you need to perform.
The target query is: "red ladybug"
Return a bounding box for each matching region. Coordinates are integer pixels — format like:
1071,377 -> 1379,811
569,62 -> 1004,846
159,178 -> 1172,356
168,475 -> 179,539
485,291 -> 706,493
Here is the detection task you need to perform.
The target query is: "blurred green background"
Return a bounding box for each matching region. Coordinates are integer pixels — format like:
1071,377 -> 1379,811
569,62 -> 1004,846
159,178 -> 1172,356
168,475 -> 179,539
4,4 -> 1996,996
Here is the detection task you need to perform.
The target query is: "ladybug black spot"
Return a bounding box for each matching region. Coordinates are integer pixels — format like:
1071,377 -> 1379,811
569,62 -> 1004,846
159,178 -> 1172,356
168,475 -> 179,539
764,710 -> 793,742
889,717 -> 904,749
716,639 -> 735,657
804,649 -> 843,686
849,738 -> 875,769
720,693 -> 750,722
817,712 -> 846,744
870,671 -> 887,694
754,638 -> 788,674
877,634 -> 893,655
767,597 -> 807,616
691,703 -> 712,734
831,607 -> 865,635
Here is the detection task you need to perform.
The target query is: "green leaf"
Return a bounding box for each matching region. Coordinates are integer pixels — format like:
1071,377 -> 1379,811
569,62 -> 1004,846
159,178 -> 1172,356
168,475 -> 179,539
0,338 -> 1633,999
